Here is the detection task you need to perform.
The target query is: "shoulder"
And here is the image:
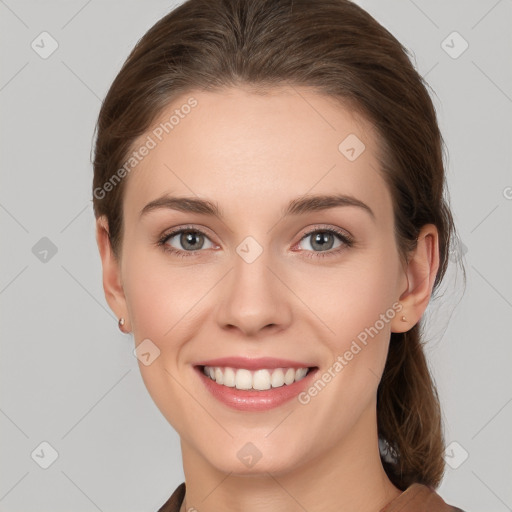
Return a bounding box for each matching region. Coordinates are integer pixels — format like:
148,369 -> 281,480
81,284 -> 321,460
156,482 -> 186,512
380,483 -> 465,512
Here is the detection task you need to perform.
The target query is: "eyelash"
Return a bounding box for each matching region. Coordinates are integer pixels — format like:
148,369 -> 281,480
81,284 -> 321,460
156,225 -> 354,259
298,226 -> 354,259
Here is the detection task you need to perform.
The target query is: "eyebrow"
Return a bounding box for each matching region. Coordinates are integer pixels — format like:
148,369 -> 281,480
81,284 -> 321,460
139,193 -> 375,220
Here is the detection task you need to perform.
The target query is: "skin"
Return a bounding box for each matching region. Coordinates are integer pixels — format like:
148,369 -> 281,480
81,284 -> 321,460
96,86 -> 439,512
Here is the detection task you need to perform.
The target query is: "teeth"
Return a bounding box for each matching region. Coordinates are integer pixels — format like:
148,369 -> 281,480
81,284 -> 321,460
235,369 -> 252,390
295,368 -> 308,380
271,368 -> 285,387
284,368 -> 295,385
253,370 -> 271,390
214,367 -> 224,385
203,366 -> 310,391
223,367 -> 236,387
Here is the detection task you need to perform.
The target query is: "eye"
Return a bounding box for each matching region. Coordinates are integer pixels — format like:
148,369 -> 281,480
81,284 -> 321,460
157,225 -> 353,259
158,227 -> 215,256
296,227 -> 353,256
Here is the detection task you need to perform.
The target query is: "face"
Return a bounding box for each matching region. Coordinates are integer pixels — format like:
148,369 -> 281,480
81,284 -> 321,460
111,86 -> 409,476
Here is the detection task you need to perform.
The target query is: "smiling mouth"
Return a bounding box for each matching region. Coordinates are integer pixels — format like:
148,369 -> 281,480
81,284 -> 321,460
199,365 -> 314,391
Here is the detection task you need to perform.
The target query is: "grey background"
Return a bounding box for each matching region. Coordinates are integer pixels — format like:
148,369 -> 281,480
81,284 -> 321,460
0,0 -> 511,511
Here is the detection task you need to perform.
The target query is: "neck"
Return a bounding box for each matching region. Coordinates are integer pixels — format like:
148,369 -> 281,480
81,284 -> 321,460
179,406 -> 402,512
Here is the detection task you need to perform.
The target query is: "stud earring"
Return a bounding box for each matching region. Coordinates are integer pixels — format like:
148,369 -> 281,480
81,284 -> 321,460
118,317 -> 129,333
401,315 -> 407,322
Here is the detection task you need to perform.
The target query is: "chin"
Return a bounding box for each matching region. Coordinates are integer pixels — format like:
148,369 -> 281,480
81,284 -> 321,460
198,439 -> 309,477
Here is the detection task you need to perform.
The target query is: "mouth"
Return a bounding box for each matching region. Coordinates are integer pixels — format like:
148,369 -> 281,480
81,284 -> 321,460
194,357 -> 318,411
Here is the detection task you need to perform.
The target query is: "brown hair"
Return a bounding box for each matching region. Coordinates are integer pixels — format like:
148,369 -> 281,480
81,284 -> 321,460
93,0 -> 455,490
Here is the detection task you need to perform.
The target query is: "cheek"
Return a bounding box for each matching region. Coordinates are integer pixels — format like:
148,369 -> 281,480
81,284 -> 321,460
291,259 -> 400,447
296,250 -> 401,348
123,249 -> 215,342
297,249 -> 401,396
121,251 -> 215,434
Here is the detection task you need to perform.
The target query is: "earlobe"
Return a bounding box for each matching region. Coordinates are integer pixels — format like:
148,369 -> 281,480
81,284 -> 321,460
391,224 -> 440,333
96,216 -> 130,331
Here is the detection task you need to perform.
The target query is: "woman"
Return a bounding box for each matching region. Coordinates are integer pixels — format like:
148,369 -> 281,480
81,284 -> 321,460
92,0 -> 465,510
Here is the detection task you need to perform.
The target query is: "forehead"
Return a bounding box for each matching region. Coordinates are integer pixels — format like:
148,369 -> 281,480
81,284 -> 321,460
123,86 -> 392,223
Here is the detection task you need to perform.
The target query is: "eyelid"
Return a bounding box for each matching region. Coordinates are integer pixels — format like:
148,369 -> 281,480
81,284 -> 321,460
295,224 -> 354,244
159,224 -> 217,242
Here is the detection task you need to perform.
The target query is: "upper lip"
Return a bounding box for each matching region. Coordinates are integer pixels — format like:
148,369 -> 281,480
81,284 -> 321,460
195,357 -> 315,370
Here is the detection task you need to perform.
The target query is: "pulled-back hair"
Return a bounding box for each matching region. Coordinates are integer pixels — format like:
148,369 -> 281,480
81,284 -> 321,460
92,0 -> 455,489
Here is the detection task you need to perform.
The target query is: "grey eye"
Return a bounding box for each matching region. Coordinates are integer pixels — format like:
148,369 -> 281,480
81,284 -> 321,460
298,231 -> 344,252
166,230 -> 214,251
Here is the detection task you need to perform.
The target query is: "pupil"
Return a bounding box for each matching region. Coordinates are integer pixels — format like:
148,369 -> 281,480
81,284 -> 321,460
312,232 -> 333,251
181,231 -> 203,250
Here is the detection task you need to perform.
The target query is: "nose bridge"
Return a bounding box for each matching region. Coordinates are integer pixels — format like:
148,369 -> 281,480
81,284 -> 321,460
215,237 -> 292,336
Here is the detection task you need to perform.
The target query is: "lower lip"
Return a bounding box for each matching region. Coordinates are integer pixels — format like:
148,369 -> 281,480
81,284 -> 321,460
196,367 -> 318,411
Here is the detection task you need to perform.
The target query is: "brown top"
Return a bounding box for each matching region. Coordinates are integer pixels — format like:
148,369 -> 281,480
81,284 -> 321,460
157,482 -> 464,512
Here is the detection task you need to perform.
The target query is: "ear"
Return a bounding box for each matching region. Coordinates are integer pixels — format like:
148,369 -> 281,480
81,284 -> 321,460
391,224 -> 440,333
96,216 -> 130,330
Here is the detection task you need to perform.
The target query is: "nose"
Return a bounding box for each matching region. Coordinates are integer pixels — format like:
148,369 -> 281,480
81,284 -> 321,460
215,247 -> 293,337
